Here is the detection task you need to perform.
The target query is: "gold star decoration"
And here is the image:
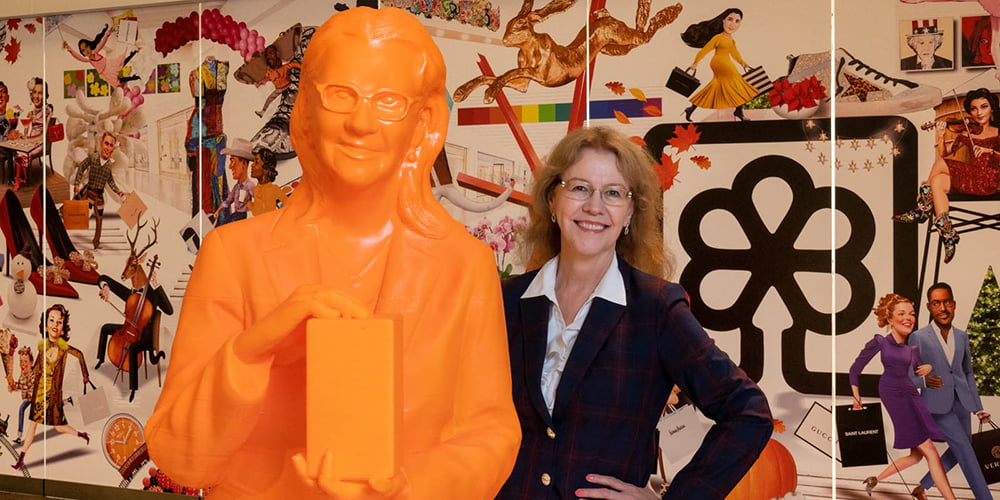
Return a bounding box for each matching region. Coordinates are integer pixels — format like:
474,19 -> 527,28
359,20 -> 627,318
892,147 -> 901,156
866,138 -> 876,149
805,119 -> 816,129
894,121 -> 906,133
848,160 -> 858,172
864,159 -> 874,171
882,133 -> 891,144
805,141 -> 815,152
819,131 -> 828,142
877,154 -> 888,167
818,152 -> 827,165
850,139 -> 860,151
841,72 -> 880,102
835,158 -> 842,170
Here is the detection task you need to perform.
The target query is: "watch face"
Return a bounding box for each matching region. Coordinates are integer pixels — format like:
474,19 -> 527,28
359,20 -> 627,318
102,413 -> 145,468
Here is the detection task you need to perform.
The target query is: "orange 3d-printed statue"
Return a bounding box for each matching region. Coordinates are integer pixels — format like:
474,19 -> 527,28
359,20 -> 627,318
145,7 -> 520,499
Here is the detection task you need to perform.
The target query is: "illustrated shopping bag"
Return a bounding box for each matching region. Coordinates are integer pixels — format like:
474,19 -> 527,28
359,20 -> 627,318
835,403 -> 888,467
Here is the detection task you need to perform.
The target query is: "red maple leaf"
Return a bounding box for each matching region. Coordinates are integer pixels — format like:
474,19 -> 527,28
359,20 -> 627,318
7,19 -> 20,31
773,419 -> 786,433
667,124 -> 701,153
605,81 -> 625,95
25,24 -> 36,34
4,37 -> 21,64
691,155 -> 711,170
654,153 -> 680,191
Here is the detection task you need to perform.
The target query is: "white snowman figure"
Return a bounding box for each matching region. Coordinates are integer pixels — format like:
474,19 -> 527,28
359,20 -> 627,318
8,254 -> 37,320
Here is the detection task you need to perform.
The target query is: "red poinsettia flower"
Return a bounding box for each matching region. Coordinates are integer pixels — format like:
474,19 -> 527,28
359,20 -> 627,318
769,76 -> 827,111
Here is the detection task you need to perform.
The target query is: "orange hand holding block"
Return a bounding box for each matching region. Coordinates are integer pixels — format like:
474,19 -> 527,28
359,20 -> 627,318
306,317 -> 402,481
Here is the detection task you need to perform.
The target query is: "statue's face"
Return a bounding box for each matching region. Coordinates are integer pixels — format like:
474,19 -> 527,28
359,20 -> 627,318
304,36 -> 428,189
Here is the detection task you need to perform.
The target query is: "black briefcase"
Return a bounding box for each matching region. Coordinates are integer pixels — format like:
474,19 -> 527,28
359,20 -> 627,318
666,67 -> 700,97
973,419 -> 1000,484
836,403 -> 888,467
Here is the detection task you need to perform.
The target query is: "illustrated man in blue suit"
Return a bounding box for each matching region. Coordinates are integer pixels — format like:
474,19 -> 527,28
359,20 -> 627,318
909,282 -> 992,500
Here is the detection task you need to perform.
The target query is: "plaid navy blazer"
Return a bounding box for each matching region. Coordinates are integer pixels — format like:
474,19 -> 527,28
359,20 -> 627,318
495,257 -> 772,500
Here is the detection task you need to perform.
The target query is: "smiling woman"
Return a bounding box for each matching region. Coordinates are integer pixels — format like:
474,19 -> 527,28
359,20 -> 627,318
497,126 -> 772,500
848,293 -> 956,499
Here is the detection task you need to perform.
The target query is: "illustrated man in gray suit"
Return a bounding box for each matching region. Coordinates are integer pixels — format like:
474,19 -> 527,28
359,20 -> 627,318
909,282 -> 992,500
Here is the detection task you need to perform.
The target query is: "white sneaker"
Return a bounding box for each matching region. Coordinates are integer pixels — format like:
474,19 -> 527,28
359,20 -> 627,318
785,48 -> 942,116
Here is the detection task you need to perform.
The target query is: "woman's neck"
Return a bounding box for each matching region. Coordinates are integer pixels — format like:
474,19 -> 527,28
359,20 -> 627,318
555,252 -> 614,295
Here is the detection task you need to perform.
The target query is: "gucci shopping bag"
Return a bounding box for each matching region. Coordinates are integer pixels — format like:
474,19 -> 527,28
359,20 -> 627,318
973,419 -> 1000,484
665,67 -> 700,97
794,401 -> 837,460
835,403 -> 887,467
741,66 -> 773,97
657,403 -> 709,462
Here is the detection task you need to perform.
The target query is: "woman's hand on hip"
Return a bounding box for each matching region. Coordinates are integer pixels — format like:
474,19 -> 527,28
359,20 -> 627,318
575,474 -> 659,499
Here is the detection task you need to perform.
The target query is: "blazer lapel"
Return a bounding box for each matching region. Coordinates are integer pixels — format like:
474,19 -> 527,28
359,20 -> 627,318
951,329 -> 967,370
521,295 -> 554,425
552,297 -> 625,418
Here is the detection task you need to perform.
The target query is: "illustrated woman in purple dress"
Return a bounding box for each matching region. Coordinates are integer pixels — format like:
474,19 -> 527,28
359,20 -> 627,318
849,293 -> 956,499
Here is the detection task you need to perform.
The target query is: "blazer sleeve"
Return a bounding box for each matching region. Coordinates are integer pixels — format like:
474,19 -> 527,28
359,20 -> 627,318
145,228 -> 274,487
959,331 -> 984,412
658,284 -> 772,499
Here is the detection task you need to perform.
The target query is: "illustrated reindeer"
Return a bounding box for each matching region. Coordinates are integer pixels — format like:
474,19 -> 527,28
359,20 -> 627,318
121,218 -> 159,288
95,218 -> 175,403
452,0 -> 682,104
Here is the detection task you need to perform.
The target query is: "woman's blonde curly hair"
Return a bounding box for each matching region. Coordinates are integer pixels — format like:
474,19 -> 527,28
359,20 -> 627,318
872,293 -> 912,328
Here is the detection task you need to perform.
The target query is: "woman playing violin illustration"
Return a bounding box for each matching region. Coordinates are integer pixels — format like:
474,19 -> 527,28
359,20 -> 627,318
894,87 -> 1000,263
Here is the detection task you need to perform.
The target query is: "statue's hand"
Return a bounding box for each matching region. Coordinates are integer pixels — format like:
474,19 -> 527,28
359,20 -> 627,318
292,450 -> 407,499
233,284 -> 370,364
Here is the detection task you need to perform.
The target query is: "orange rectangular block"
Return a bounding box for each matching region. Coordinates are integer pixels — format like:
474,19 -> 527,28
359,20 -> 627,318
306,317 -> 402,481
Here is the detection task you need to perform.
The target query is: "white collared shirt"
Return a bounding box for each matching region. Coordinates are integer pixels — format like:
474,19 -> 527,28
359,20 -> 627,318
931,322 -> 956,367
521,254 -> 627,415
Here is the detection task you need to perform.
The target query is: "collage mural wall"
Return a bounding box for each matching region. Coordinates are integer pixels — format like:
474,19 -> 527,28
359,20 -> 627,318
0,0 -> 998,497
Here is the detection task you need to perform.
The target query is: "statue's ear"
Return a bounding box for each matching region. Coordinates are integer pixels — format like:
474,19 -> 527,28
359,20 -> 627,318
410,95 -> 447,158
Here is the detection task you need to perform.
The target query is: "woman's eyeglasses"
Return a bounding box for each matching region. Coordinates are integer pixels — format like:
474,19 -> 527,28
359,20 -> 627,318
558,179 -> 632,206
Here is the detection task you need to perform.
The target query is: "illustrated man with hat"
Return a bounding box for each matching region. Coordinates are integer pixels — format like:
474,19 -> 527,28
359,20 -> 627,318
214,137 -> 256,225
901,19 -> 953,70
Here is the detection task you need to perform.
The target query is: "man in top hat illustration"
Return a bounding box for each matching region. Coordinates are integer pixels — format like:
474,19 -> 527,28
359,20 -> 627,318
901,19 -> 953,70
214,137 -> 256,225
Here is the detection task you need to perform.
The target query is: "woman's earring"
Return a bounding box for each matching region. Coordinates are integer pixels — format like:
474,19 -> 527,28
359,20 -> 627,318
551,214 -> 557,223
624,222 -> 631,236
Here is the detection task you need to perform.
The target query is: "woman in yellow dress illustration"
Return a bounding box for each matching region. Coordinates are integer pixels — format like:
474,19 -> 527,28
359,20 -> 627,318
681,8 -> 758,122
11,304 -> 91,470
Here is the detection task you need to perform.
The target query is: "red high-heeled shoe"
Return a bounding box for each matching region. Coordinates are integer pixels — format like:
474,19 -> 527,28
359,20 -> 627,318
0,189 -> 78,298
30,187 -> 99,284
